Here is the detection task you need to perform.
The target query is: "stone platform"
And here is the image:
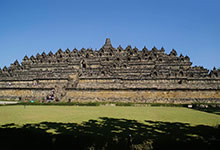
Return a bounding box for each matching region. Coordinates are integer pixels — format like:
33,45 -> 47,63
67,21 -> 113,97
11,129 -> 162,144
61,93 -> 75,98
0,39 -> 219,103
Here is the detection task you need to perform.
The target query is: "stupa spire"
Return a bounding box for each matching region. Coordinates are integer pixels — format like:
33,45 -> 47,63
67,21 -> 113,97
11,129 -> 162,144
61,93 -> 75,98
103,38 -> 112,48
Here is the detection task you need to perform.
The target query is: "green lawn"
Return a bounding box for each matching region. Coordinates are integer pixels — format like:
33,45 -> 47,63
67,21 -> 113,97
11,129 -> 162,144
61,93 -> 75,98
0,105 -> 219,126
1,106 -> 220,149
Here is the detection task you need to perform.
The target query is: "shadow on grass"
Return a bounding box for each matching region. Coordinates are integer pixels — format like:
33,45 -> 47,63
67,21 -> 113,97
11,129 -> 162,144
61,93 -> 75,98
0,118 -> 220,150
192,107 -> 220,115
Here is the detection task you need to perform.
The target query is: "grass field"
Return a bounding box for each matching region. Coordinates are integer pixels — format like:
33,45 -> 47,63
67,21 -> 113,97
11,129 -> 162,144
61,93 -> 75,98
0,105 -> 220,126
0,105 -> 220,149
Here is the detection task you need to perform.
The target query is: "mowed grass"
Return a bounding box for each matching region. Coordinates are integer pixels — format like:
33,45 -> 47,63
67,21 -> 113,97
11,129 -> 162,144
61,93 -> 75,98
0,105 -> 220,126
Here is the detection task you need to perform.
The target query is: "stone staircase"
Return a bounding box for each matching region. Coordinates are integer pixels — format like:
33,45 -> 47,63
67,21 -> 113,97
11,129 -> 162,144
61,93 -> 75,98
54,84 -> 67,101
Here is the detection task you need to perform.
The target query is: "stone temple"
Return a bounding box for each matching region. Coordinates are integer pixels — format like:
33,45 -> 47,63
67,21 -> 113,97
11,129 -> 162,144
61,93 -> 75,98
0,38 -> 220,103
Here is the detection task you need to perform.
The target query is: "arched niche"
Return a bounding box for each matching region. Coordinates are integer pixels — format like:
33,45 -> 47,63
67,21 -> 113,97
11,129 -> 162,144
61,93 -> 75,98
179,71 -> 184,77
80,60 -> 87,69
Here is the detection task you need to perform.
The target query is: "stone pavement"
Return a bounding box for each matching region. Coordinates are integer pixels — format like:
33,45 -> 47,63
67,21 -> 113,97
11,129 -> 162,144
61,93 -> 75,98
0,101 -> 18,105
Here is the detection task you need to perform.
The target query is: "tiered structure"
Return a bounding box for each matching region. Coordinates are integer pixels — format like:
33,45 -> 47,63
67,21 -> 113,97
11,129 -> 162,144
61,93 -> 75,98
0,39 -> 220,103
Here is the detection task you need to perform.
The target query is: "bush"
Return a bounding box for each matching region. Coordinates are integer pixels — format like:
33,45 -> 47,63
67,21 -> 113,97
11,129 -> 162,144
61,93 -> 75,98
7,101 -> 220,108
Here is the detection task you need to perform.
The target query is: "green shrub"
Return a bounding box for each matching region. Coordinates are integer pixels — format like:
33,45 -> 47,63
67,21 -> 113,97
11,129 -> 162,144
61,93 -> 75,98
6,101 -> 220,108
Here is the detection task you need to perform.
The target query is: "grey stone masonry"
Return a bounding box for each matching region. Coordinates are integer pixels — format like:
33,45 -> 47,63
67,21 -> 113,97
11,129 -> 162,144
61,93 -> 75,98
1,38 -> 219,81
0,38 -> 219,102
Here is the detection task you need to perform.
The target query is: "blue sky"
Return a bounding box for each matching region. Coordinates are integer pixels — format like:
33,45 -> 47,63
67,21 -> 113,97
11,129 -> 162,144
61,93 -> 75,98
0,0 -> 219,70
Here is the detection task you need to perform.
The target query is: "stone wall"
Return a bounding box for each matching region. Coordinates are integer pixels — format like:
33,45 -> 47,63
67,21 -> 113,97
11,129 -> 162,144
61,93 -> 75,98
0,86 -> 220,104
0,88 -> 51,101
0,38 -> 220,103
65,89 -> 220,103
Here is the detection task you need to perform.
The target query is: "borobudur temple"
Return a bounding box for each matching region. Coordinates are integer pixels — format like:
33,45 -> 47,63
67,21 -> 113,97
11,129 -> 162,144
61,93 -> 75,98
0,38 -> 220,103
